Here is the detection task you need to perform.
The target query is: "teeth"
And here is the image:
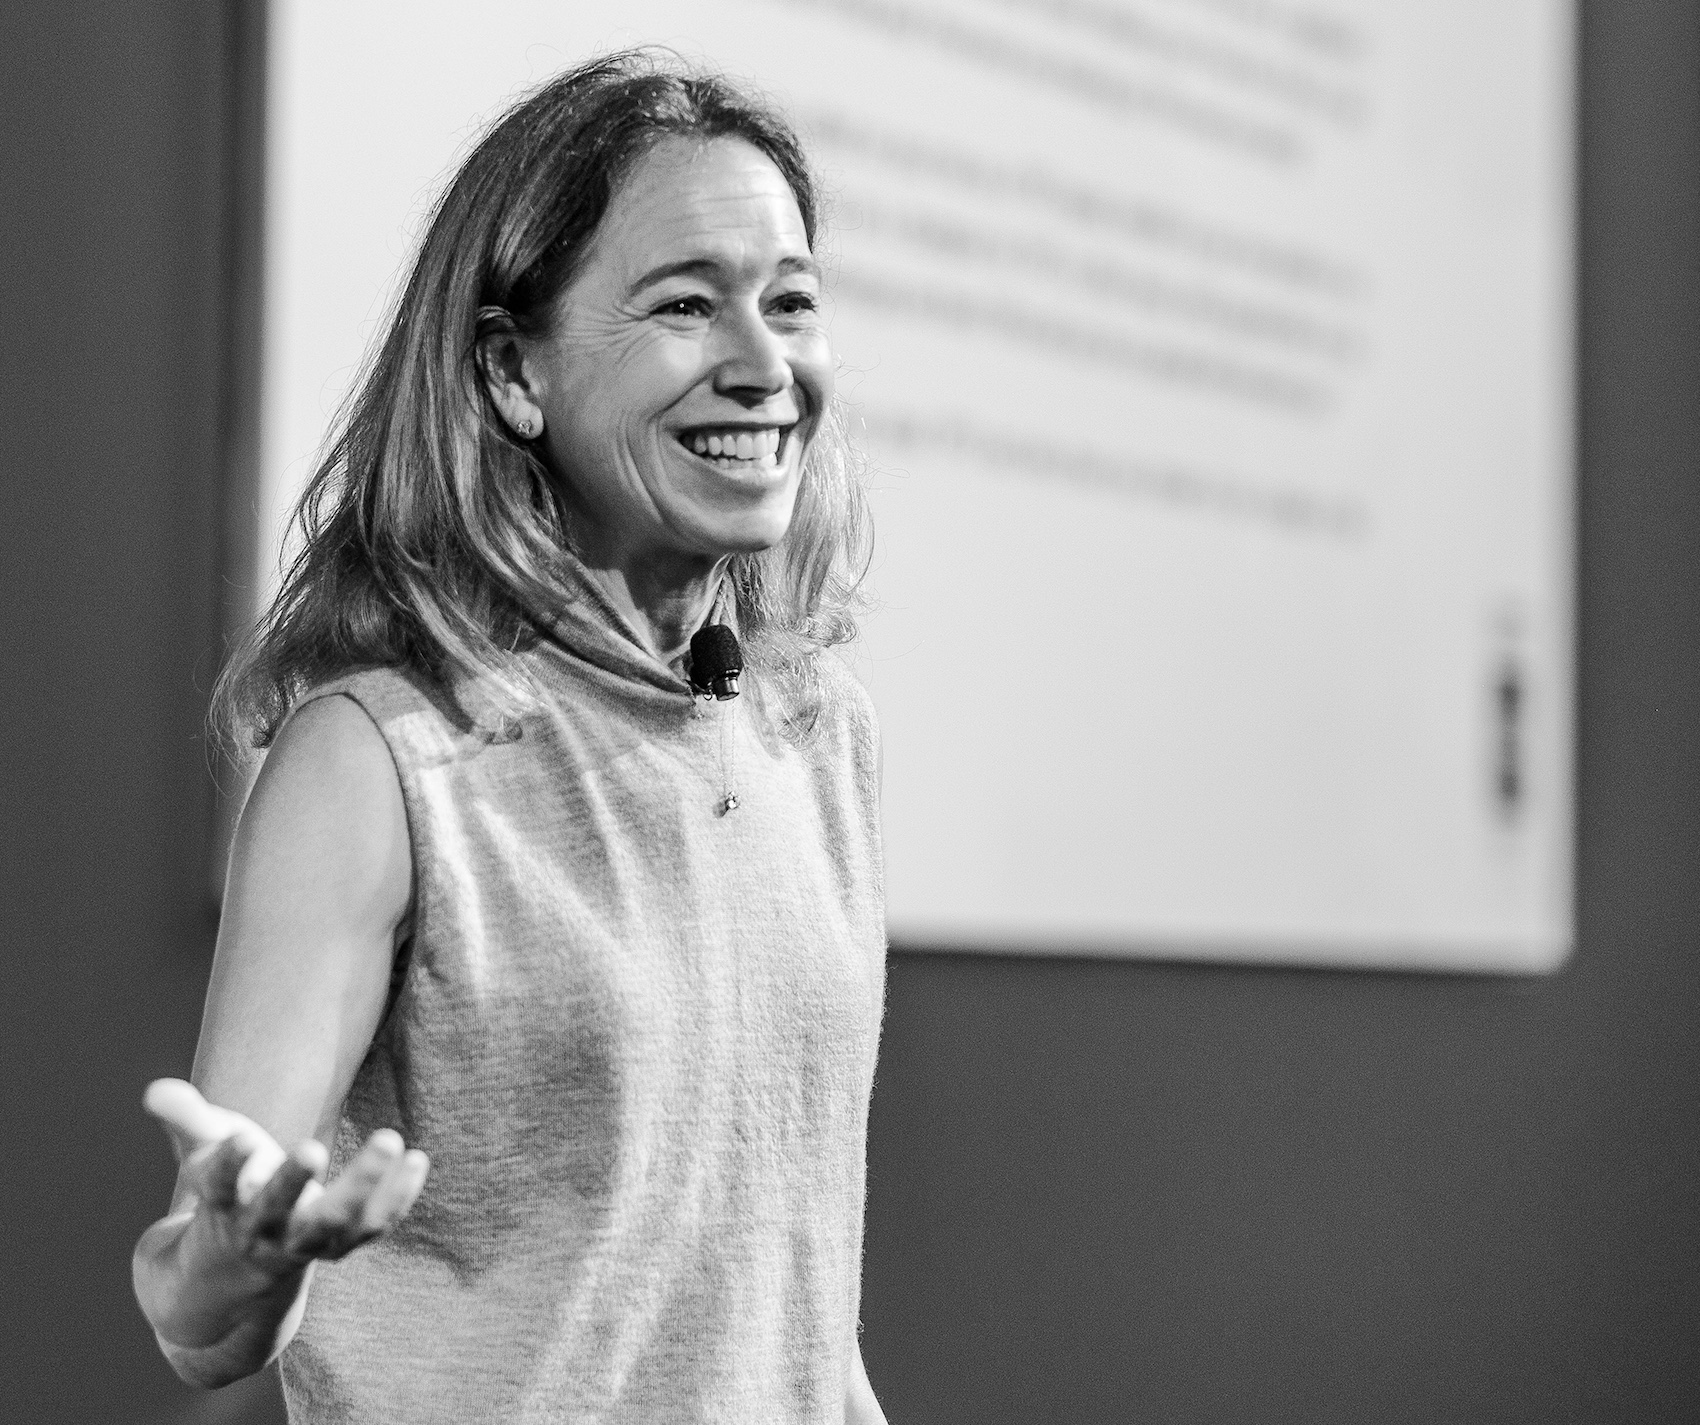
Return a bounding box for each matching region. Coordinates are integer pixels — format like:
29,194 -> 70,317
682,427 -> 785,464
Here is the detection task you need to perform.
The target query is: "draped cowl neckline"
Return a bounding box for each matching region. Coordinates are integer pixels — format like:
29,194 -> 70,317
532,550 -> 738,707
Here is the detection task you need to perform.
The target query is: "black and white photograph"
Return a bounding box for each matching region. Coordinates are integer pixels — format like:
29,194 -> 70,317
4,2 -> 1697,1420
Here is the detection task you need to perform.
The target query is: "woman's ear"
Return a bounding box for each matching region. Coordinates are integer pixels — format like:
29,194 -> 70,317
475,310 -> 546,442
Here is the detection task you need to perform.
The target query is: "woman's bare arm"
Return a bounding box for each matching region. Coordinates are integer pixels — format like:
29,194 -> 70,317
133,695 -> 427,1386
847,1342 -> 889,1425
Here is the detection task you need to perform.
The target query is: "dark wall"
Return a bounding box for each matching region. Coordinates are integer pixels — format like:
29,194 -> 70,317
1,5 -> 245,1420
1,5 -> 1695,1424
861,5 -> 1700,1422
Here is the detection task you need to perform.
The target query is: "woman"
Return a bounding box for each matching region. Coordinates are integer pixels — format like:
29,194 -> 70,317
132,53 -> 889,1424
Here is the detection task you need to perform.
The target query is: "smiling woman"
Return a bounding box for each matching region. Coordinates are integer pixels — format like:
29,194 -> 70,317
131,52 -> 887,1425
478,138 -> 833,599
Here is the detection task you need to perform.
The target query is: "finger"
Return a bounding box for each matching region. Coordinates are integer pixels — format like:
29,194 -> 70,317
287,1148 -> 426,1256
285,1131 -> 405,1257
234,1137 -> 289,1208
144,1079 -> 246,1152
248,1142 -> 328,1242
358,1149 -> 430,1235
323,1129 -> 405,1212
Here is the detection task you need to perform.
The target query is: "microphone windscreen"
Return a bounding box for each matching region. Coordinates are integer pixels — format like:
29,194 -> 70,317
689,623 -> 744,695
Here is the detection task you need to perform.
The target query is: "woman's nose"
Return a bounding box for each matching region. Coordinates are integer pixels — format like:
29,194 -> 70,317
712,306 -> 794,403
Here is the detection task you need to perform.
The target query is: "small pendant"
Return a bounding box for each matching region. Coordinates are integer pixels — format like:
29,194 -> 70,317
720,793 -> 741,815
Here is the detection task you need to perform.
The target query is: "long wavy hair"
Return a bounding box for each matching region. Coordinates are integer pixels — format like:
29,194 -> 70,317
215,51 -> 870,751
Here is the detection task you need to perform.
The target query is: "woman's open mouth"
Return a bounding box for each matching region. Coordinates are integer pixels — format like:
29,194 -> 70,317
676,424 -> 792,472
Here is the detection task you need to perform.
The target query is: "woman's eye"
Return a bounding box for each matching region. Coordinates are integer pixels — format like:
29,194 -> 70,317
655,295 -> 711,319
771,291 -> 820,317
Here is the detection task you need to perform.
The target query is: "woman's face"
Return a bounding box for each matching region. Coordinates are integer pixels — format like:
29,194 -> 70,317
515,135 -> 832,573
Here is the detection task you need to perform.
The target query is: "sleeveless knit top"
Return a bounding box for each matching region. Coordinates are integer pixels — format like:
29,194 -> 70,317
276,574 -> 886,1424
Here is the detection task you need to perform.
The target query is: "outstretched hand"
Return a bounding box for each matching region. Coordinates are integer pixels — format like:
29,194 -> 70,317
144,1078 -> 430,1280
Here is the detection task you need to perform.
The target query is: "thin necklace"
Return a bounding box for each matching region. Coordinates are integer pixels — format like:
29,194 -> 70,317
695,581 -> 740,816
716,695 -> 740,816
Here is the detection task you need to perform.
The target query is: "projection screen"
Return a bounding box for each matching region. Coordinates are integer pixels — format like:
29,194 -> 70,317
256,0 -> 1576,971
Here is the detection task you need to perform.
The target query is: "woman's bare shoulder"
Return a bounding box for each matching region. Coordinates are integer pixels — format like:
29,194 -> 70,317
260,691 -> 398,799
235,692 -> 409,928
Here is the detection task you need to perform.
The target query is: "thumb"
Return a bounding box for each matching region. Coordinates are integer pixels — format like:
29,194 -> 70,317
143,1078 -> 245,1156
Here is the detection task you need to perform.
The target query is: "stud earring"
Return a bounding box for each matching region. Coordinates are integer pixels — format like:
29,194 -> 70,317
516,417 -> 534,439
